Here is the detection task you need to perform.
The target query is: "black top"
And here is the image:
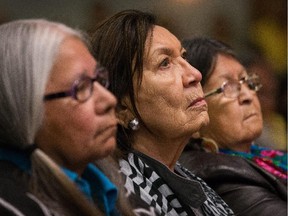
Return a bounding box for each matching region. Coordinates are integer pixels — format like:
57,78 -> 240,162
0,161 -> 49,216
180,140 -> 287,216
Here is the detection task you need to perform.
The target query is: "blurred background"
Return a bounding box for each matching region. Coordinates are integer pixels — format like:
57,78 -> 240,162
0,0 -> 286,149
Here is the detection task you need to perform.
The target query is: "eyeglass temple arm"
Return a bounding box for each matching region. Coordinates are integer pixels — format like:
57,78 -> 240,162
43,91 -> 70,101
204,88 -> 223,98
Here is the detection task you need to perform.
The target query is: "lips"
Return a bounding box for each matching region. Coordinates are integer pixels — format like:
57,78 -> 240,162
244,112 -> 258,121
94,122 -> 117,138
189,97 -> 206,107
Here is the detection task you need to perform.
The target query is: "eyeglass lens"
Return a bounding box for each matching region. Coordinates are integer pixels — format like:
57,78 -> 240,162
75,67 -> 109,102
204,73 -> 261,99
43,66 -> 109,102
75,77 -> 94,101
223,74 -> 261,98
222,81 -> 241,98
94,67 -> 109,88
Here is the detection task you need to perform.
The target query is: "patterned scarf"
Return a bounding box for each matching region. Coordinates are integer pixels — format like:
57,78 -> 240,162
120,152 -> 234,216
220,145 -> 287,180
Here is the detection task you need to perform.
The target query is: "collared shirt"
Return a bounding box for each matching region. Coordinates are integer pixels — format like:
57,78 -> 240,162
0,148 -> 118,216
62,164 -> 118,215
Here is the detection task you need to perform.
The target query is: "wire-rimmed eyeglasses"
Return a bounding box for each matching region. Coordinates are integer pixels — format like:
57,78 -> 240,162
204,73 -> 262,99
44,66 -> 109,103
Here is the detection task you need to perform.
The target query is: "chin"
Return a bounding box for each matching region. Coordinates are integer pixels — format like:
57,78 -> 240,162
98,138 -> 117,158
199,112 -> 210,128
253,128 -> 263,140
187,117 -> 209,136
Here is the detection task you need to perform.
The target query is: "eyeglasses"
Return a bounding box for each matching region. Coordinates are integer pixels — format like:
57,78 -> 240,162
44,66 -> 109,103
204,73 -> 262,99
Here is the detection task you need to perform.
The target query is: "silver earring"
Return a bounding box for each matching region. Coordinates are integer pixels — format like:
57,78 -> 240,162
128,118 -> 140,130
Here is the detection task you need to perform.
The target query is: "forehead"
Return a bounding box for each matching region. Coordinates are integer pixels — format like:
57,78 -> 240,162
211,54 -> 246,79
145,25 -> 181,55
49,37 -> 96,84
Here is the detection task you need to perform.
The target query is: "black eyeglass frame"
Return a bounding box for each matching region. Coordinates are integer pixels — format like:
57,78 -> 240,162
43,66 -> 109,103
204,73 -> 262,99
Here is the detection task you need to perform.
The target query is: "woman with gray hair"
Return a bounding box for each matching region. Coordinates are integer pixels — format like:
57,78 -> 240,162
0,19 -> 134,216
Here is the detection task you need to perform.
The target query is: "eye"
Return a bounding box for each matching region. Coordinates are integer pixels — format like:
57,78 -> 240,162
181,51 -> 187,61
159,57 -> 170,69
239,76 -> 246,81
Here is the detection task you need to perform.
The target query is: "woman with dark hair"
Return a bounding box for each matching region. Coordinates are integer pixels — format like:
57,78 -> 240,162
179,37 -> 287,216
91,10 -> 234,215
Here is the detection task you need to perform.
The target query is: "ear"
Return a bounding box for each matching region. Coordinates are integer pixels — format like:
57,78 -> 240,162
117,96 -> 134,128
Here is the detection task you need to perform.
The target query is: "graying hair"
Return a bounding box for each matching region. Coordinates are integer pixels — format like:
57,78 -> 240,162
0,19 -> 85,149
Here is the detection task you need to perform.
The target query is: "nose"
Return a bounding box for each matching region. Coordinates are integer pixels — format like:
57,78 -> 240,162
182,60 -> 202,87
93,83 -> 117,114
238,84 -> 254,105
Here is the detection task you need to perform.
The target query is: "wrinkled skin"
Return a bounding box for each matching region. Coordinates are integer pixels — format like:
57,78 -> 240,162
200,54 -> 263,152
36,37 -> 117,174
120,26 -> 209,168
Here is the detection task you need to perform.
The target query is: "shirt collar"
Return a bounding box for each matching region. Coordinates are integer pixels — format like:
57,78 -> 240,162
62,163 -> 118,215
0,148 -> 118,215
132,150 -> 206,208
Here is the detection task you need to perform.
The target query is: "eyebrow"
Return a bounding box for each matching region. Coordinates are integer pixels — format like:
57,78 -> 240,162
152,47 -> 173,57
239,69 -> 248,77
151,46 -> 184,57
217,69 -> 248,80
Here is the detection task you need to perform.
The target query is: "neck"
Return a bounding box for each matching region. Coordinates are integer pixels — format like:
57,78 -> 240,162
132,130 -> 189,170
234,142 -> 252,153
218,141 -> 252,153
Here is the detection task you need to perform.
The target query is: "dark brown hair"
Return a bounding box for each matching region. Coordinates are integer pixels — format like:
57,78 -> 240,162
182,37 -> 238,85
91,10 -> 156,153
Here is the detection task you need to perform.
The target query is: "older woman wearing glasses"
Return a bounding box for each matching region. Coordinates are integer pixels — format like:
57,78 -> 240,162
179,37 -> 287,216
0,19 -> 136,216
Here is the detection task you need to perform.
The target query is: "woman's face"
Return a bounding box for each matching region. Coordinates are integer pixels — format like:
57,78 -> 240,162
36,37 -> 117,173
132,25 -> 209,140
200,54 -> 263,151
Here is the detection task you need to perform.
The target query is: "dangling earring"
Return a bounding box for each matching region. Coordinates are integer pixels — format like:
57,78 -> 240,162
128,118 -> 140,130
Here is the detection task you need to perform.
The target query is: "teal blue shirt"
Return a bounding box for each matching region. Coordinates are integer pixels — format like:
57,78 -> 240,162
62,164 -> 118,215
0,148 -> 118,216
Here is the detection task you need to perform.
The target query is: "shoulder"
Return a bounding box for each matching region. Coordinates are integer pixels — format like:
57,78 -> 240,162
179,148 -> 288,215
179,148 -> 287,191
128,193 -> 158,216
118,152 -> 146,176
0,161 -> 49,216
180,148 -> 250,173
117,156 -> 159,216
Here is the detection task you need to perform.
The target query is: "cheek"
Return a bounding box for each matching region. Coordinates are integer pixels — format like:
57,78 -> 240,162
138,79 -> 183,109
47,103 -> 97,143
247,98 -> 263,129
139,72 -> 184,108
137,88 -> 183,126
254,97 -> 262,114
73,109 -> 96,132
208,101 -> 242,130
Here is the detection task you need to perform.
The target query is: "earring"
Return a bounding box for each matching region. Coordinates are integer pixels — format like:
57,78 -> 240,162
128,118 -> 140,130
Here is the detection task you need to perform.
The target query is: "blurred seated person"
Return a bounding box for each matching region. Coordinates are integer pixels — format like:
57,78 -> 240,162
91,10 -> 234,215
179,37 -> 287,216
0,19 -> 134,216
240,44 -> 287,151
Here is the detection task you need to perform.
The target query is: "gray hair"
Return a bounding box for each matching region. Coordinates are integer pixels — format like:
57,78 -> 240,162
0,19 -> 85,149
